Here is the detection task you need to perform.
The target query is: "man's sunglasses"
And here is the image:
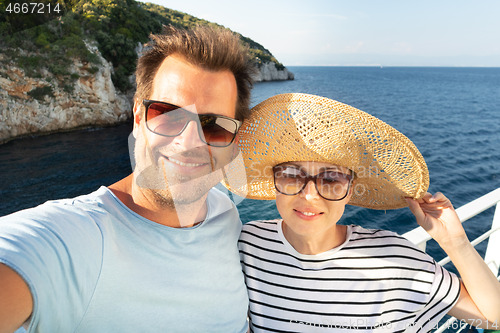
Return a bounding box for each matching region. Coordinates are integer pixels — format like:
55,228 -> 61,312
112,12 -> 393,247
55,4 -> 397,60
143,100 -> 242,148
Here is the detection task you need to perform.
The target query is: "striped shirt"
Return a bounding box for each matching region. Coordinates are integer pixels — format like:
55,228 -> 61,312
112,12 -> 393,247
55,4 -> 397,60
239,220 -> 461,333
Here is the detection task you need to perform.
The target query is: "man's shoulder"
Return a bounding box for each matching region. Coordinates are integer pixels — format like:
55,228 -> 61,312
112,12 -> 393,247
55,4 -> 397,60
207,187 -> 233,204
206,187 -> 238,216
0,186 -> 113,231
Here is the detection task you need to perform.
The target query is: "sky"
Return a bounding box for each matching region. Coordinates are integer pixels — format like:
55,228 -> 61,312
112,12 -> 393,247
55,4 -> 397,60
138,0 -> 500,67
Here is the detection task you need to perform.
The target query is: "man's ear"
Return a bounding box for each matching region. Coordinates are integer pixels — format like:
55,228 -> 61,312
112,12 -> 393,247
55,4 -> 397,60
132,100 -> 142,137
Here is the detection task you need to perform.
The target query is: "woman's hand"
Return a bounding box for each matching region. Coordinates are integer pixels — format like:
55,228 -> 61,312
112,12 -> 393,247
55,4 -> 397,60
406,192 -> 468,250
407,192 -> 500,323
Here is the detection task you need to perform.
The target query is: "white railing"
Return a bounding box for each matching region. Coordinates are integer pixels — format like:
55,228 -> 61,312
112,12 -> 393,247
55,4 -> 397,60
403,188 -> 500,333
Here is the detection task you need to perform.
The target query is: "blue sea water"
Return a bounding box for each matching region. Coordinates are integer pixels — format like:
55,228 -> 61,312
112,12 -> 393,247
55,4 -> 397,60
1,66 -> 499,262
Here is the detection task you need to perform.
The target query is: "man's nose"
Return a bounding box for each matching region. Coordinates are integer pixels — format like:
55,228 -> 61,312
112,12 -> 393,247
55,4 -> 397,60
171,120 -> 206,149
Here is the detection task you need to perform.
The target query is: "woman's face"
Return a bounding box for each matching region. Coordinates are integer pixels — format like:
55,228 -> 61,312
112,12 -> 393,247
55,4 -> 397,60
275,161 -> 353,243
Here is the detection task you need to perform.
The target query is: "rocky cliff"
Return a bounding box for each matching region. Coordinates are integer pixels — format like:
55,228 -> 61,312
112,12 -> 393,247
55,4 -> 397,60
0,43 -> 130,143
253,62 -> 295,82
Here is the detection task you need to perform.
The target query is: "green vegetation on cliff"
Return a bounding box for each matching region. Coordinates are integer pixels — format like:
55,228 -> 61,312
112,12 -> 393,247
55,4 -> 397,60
0,0 -> 284,93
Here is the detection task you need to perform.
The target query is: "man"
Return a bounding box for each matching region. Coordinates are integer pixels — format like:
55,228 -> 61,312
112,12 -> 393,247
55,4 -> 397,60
0,25 -> 254,332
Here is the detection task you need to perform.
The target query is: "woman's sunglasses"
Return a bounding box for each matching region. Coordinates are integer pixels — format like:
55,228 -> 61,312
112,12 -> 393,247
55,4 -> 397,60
273,165 -> 354,201
143,100 -> 242,147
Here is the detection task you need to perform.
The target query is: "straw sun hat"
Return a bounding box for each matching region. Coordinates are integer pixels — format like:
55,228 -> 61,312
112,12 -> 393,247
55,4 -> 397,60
226,93 -> 429,210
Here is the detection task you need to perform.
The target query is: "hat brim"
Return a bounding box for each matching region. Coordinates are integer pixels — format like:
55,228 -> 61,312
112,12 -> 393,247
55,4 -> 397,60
224,93 -> 429,210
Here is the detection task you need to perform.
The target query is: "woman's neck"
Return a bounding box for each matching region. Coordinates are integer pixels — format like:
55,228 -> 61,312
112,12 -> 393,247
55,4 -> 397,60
282,222 -> 348,255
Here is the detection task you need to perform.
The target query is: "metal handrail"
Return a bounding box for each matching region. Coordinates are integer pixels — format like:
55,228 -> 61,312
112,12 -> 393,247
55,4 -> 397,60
403,188 -> 500,332
403,188 -> 500,275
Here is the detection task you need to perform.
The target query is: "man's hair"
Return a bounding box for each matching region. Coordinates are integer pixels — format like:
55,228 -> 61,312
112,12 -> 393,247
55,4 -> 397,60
134,25 -> 255,121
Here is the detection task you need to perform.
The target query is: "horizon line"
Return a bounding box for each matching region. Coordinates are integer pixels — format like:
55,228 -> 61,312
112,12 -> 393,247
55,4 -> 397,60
284,65 -> 500,68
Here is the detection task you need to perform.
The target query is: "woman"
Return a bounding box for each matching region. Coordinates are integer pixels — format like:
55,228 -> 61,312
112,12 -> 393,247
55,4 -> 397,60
230,93 -> 500,332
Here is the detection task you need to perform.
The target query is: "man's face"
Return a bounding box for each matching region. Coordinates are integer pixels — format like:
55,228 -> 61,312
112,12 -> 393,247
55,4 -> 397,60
132,54 -> 238,207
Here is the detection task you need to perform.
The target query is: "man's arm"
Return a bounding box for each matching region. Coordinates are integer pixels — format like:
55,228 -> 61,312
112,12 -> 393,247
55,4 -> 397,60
0,264 -> 33,333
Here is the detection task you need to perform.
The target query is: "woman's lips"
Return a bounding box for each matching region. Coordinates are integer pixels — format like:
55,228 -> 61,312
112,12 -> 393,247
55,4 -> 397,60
293,209 -> 324,219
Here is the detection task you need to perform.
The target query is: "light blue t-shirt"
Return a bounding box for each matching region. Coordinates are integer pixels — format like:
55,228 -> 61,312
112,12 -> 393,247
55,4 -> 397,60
0,186 -> 248,332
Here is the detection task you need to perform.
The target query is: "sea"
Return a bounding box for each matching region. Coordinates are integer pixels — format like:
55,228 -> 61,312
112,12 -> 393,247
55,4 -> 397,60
1,66 -> 499,266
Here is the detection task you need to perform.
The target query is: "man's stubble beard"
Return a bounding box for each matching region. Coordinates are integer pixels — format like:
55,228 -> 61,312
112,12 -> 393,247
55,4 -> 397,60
147,164 -> 222,209
135,145 -> 232,209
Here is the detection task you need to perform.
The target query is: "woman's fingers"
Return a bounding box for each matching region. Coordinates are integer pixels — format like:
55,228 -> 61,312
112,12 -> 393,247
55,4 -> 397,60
405,197 -> 425,223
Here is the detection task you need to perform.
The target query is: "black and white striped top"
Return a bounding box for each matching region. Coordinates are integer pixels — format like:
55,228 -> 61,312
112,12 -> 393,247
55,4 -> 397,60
239,220 -> 461,333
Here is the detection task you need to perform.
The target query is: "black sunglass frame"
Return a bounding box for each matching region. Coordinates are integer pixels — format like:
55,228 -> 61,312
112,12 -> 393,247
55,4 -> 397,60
272,166 -> 354,201
142,99 -> 242,147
